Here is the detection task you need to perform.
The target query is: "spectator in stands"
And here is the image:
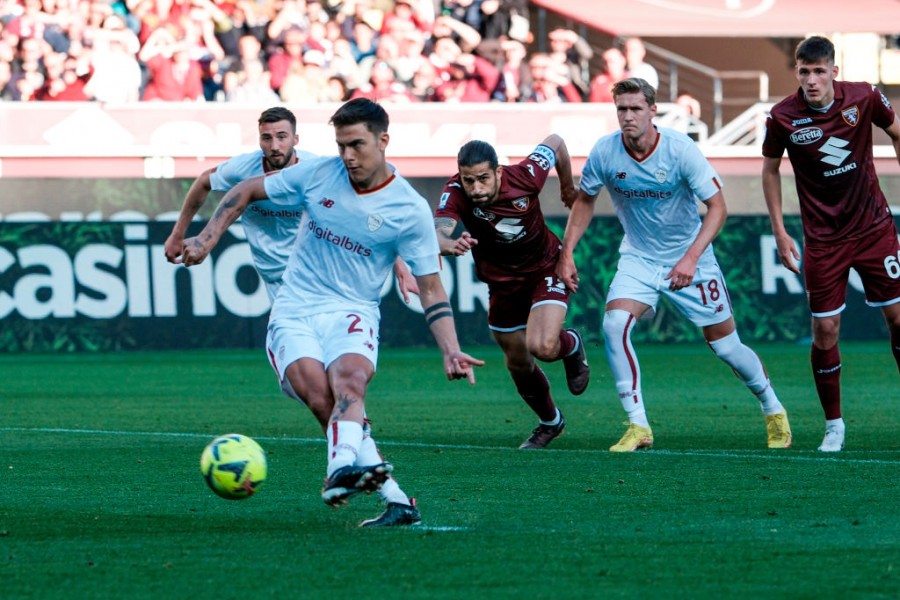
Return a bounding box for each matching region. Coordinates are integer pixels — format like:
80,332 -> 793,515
10,35 -> 46,100
266,0 -> 308,42
224,56 -> 280,102
0,56 -> 16,100
429,13 -> 480,54
381,0 -> 429,38
522,51 -> 580,103
83,15 -> 142,102
139,25 -> 204,100
622,36 -> 658,90
434,50 -> 497,102
409,57 -> 438,101
588,46 -> 626,103
179,2 -> 226,64
427,33 -> 462,82
326,36 -> 359,85
440,0 -> 481,33
491,38 -> 528,102
277,47 -> 327,102
348,17 -> 378,63
337,0 -> 380,40
323,73 -> 350,101
350,57 -> 414,102
267,25 -> 306,92
370,23 -> 424,83
548,27 -> 591,99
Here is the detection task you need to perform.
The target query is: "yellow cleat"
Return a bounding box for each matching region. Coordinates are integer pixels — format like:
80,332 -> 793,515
765,411 -> 792,449
609,423 -> 654,452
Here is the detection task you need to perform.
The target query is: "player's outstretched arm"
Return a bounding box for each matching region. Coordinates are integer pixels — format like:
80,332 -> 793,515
182,176 -> 268,267
165,169 -> 213,264
434,217 -> 477,256
556,188 -> 596,292
761,155 -> 801,274
416,272 -> 484,384
539,134 -> 577,208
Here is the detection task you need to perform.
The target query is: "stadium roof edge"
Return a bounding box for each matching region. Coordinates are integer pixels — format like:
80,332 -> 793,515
530,0 -> 900,37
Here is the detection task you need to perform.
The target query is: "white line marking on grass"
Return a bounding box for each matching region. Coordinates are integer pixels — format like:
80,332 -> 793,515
3,427 -> 899,466
414,526 -> 471,532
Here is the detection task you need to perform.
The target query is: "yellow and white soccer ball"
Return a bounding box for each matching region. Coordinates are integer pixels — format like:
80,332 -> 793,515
200,434 -> 267,500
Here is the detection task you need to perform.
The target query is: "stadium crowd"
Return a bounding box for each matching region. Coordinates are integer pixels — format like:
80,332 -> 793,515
0,0 -> 657,103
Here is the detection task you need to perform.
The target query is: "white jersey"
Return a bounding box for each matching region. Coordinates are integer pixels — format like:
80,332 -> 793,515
264,156 -> 441,321
209,148 -> 317,284
580,126 -> 722,266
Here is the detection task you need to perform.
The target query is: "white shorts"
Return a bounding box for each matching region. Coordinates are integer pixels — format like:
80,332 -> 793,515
607,253 -> 733,327
266,309 -> 381,383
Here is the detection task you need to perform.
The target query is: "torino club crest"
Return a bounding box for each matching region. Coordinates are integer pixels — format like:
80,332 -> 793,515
841,106 -> 859,127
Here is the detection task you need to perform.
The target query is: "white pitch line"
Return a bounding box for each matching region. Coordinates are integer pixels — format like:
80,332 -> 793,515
2,427 -> 899,465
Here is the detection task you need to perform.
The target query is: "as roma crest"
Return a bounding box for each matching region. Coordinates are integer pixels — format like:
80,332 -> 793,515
841,106 -> 859,127
367,214 -> 384,231
512,197 -> 530,211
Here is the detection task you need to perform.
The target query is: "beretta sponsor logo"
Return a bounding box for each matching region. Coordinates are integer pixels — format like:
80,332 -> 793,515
789,127 -> 823,145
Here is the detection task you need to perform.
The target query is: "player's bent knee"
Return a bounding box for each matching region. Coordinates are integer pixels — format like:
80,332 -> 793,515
603,309 -> 633,342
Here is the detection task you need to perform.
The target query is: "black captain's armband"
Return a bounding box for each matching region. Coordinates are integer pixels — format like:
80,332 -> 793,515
424,301 -> 453,325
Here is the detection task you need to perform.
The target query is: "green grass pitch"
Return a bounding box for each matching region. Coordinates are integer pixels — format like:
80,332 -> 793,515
1,342 -> 898,599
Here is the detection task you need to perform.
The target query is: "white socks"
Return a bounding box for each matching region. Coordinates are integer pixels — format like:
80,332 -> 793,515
326,421 -> 363,477
708,331 -> 784,415
604,310 -> 649,428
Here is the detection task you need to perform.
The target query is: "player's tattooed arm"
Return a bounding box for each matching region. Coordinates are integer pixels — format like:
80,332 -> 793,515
181,176 -> 266,266
434,217 -> 477,256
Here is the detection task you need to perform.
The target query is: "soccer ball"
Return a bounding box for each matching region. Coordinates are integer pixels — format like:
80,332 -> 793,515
200,434 -> 267,500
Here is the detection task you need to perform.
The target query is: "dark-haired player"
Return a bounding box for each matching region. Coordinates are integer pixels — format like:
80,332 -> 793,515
179,99 -> 483,526
434,135 -> 590,449
762,35 -> 900,452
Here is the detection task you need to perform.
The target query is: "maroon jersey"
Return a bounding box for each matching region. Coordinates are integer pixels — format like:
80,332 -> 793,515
435,145 -> 561,285
762,80 -> 896,243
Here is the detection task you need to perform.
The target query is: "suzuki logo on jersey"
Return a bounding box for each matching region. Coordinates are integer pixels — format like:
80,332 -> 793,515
819,136 -> 852,167
790,127 -> 823,145
512,197 -> 529,211
495,217 -> 525,242
791,118 -> 813,126
841,106 -> 859,127
319,198 -> 335,208
473,207 -> 496,221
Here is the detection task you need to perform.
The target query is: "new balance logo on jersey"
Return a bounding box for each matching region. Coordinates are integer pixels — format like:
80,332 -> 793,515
615,172 -> 627,180
819,137 -> 852,167
319,198 -> 335,208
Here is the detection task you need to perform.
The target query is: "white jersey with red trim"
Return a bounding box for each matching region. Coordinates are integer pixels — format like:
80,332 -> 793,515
263,155 -> 440,319
209,148 -> 317,284
580,126 -> 722,265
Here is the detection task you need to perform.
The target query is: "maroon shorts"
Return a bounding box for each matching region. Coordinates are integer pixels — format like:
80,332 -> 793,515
487,268 -> 570,331
804,219 -> 900,316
